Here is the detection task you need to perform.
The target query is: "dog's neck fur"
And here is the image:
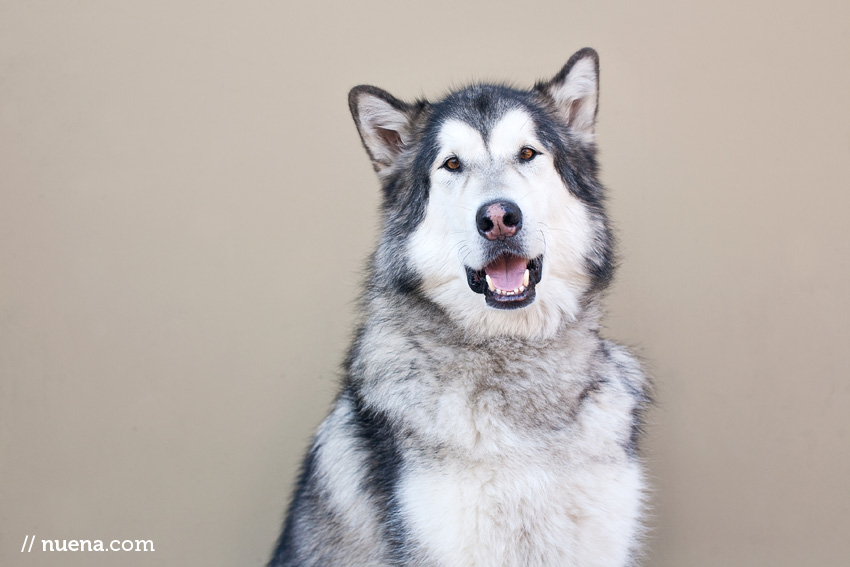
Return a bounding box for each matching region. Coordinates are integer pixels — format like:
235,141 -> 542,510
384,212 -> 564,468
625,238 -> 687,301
362,286 -> 605,349
351,289 -> 608,438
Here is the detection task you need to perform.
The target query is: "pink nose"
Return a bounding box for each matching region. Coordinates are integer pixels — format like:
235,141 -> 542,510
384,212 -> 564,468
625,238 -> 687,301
476,201 -> 522,240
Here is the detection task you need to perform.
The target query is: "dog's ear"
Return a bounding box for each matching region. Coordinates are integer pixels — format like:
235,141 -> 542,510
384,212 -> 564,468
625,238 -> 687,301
536,48 -> 600,145
349,85 -> 418,174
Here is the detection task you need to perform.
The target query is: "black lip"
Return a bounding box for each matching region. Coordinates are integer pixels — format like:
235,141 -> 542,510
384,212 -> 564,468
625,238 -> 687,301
465,256 -> 543,310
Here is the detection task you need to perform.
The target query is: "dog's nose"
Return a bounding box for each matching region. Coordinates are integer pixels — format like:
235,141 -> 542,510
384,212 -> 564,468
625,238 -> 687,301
476,200 -> 522,240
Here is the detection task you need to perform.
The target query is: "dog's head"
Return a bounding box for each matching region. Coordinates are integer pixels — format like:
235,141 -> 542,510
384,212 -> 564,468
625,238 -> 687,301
349,48 -> 613,340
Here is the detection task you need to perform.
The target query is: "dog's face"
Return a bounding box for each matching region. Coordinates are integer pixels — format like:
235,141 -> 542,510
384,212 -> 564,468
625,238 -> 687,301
350,49 -> 612,339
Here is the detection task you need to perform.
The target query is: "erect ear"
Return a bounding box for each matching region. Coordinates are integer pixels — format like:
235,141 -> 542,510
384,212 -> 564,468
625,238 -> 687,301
349,85 -> 418,174
536,47 -> 600,145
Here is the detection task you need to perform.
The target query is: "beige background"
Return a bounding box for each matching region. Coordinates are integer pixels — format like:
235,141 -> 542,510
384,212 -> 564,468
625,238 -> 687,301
2,1 -> 849,566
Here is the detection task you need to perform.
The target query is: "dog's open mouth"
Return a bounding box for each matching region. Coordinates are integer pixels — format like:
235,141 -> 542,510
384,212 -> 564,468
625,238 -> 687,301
465,255 -> 543,310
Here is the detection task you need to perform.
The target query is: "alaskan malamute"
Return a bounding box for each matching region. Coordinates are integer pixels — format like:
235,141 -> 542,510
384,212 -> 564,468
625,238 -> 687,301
269,47 -> 651,567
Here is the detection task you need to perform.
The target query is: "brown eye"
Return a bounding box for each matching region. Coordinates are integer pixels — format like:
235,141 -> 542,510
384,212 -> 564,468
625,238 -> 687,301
519,147 -> 537,161
443,156 -> 461,171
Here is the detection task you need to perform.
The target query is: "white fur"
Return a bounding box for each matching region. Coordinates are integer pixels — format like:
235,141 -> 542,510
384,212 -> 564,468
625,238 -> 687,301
353,93 -> 411,176
313,403 -> 373,522
407,109 -> 596,340
363,330 -> 648,567
272,51 -> 649,567
547,56 -> 598,144
350,315 -> 648,566
310,402 -> 389,560
401,456 -> 644,567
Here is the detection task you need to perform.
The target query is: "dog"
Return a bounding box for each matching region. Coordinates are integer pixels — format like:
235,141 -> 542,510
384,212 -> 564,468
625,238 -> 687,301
268,47 -> 651,567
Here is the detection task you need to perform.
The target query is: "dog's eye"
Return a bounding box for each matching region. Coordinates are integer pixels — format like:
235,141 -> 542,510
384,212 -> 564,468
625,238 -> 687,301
519,147 -> 537,161
442,156 -> 462,171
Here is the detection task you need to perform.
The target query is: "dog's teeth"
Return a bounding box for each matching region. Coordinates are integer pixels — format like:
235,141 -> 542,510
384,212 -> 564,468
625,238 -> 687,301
484,272 -> 530,297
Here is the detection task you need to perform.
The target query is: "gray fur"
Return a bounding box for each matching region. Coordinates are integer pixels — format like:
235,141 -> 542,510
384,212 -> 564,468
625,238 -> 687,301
269,48 -> 651,567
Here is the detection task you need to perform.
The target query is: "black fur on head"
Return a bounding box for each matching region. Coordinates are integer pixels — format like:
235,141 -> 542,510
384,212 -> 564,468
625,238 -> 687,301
348,47 -> 614,304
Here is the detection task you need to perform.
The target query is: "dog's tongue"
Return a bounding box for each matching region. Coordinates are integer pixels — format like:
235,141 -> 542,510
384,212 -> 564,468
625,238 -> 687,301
485,255 -> 527,290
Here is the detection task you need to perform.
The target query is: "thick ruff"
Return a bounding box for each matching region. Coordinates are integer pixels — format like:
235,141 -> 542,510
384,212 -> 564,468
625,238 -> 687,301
269,47 -> 651,567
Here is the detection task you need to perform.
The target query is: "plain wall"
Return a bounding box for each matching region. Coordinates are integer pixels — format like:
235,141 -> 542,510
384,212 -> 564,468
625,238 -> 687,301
2,1 -> 849,566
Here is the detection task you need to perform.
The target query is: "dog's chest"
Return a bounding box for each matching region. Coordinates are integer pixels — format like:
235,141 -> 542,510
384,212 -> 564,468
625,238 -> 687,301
399,453 -> 565,565
398,438 -> 636,567
395,374 -> 637,567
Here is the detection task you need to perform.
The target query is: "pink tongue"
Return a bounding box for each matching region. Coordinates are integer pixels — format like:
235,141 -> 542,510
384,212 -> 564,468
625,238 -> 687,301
485,255 -> 527,290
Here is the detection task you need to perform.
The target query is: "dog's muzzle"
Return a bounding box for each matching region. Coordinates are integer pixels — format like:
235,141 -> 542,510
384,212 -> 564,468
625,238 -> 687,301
465,199 -> 542,309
